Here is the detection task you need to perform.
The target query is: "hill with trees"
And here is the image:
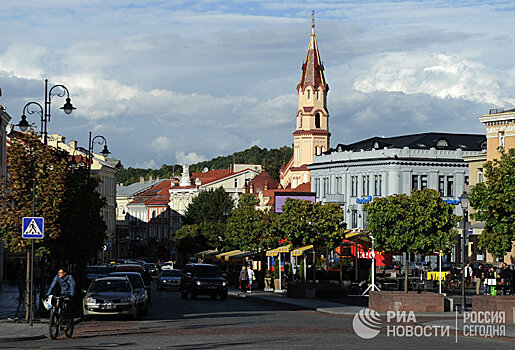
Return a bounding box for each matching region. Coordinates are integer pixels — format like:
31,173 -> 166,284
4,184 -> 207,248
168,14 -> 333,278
116,145 -> 293,185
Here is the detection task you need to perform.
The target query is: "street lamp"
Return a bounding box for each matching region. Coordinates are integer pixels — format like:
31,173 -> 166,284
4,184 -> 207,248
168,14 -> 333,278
460,192 -> 469,313
87,131 -> 110,174
17,79 -> 75,144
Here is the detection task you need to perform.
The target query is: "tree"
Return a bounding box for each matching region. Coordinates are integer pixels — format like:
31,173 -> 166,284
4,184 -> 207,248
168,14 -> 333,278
279,199 -> 346,281
50,164 -> 107,264
365,189 -> 459,293
225,193 -> 280,252
470,148 -> 515,259
173,187 -> 234,256
0,131 -> 67,256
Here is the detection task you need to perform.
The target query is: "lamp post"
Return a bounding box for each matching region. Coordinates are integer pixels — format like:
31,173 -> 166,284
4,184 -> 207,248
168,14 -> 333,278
18,79 -> 75,145
460,192 -> 469,313
87,131 -> 110,174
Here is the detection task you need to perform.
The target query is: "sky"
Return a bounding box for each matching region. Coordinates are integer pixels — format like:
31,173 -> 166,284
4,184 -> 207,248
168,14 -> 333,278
1,1 -> 514,169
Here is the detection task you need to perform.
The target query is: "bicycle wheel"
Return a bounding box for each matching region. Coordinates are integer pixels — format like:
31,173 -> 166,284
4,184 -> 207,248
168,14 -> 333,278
49,309 -> 60,340
64,320 -> 74,338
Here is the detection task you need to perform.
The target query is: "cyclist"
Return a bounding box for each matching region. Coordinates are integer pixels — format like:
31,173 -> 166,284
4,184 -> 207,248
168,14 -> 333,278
47,268 -> 76,329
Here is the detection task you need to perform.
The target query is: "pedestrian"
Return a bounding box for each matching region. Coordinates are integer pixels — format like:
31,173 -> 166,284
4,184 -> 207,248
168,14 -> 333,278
239,265 -> 248,297
464,262 -> 473,287
486,266 -> 498,295
247,265 -> 255,293
499,262 -> 511,295
474,263 -> 484,295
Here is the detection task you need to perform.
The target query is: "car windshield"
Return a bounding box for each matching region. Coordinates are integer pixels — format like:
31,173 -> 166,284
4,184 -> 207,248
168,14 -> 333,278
111,274 -> 144,288
193,266 -> 221,277
161,270 -> 180,277
90,279 -> 131,293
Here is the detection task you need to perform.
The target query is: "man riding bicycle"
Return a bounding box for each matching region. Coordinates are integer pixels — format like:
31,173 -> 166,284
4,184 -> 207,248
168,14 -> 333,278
47,268 -> 76,329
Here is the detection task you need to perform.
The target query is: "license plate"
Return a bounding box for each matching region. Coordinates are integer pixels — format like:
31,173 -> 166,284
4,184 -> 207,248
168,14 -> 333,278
207,286 -> 217,289
101,304 -> 114,310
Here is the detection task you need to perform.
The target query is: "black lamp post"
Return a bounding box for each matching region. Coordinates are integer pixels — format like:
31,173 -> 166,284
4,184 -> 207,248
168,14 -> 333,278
460,192 -> 469,313
18,79 -> 75,144
87,131 -> 110,174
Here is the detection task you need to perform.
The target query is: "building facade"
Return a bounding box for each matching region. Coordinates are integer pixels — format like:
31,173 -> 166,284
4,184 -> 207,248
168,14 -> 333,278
309,133 -> 486,238
280,17 -> 330,190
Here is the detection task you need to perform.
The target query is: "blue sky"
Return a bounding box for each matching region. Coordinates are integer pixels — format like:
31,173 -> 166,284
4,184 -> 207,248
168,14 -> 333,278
1,1 -> 514,169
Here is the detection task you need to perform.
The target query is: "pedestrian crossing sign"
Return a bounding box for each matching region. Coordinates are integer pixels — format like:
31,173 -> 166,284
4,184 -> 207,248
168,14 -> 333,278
22,217 -> 44,239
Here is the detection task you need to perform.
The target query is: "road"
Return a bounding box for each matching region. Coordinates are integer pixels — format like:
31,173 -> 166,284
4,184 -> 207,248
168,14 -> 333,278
7,283 -> 513,349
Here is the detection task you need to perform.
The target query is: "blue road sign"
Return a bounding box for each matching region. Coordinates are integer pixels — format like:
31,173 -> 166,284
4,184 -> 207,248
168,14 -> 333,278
22,217 -> 44,239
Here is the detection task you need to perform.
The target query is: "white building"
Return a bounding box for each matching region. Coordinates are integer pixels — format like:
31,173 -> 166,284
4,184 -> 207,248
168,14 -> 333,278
309,132 -> 486,230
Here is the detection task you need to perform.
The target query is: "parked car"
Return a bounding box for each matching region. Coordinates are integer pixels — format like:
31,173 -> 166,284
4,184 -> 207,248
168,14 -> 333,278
82,276 -> 137,319
109,272 -> 149,315
158,269 -> 181,290
180,263 -> 228,300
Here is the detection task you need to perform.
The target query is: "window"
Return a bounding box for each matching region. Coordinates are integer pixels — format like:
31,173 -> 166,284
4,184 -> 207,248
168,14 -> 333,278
477,168 -> 483,183
438,176 -> 445,195
351,210 -> 358,228
420,175 -> 428,189
412,175 -> 419,192
499,131 -> 505,148
315,113 -> 321,128
336,177 -> 342,194
316,90 -> 319,100
374,175 -> 382,196
446,176 -> 454,197
465,176 -> 469,186
436,139 -> 448,148
234,178 -> 238,187
351,176 -> 358,197
362,175 -> 369,196
323,178 -> 328,197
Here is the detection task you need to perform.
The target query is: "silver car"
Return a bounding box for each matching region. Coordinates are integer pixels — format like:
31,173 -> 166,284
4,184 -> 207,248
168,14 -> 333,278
82,277 -> 137,319
157,269 -> 181,290
109,272 -> 149,315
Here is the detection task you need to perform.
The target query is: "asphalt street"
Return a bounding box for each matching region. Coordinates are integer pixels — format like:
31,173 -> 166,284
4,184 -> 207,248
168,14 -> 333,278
3,282 -> 513,350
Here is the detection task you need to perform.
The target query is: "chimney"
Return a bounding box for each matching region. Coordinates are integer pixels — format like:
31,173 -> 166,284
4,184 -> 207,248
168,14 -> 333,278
69,140 -> 78,150
250,184 -> 254,194
149,176 -> 153,183
156,177 -> 160,182
140,177 -> 145,184
264,182 -> 269,190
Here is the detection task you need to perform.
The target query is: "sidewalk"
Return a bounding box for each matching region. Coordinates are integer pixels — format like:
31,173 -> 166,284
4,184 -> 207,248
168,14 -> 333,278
0,281 -> 47,342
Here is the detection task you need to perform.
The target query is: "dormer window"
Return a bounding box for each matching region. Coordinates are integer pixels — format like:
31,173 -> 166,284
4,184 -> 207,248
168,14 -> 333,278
373,142 -> 380,149
436,139 -> 448,148
480,141 -> 487,150
307,89 -> 311,100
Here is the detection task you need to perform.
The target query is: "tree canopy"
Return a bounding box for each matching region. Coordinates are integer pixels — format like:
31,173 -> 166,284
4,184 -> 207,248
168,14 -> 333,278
470,148 -> 515,259
365,189 -> 459,292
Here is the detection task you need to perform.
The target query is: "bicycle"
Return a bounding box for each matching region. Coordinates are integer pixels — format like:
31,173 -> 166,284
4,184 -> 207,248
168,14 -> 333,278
48,295 -> 74,339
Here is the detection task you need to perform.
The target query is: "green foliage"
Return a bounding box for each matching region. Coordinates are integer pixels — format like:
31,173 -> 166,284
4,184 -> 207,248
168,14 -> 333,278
279,198 -> 346,249
365,189 -> 459,292
225,193 -> 281,252
0,132 -> 67,256
173,187 -> 234,254
116,145 -> 293,185
470,148 -> 515,258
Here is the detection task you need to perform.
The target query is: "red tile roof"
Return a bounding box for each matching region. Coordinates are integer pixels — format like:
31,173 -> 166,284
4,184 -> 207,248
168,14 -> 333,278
247,170 -> 279,193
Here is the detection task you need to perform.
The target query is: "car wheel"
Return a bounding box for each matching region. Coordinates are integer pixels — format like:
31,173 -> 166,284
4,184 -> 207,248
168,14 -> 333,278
181,290 -> 188,299
221,292 -> 228,301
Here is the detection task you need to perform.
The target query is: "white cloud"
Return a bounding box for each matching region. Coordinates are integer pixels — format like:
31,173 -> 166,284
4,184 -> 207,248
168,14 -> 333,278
135,159 -> 157,169
175,151 -> 206,165
151,136 -> 173,155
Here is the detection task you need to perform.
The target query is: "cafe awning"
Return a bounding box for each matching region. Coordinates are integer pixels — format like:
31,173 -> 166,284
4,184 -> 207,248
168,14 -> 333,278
230,250 -> 258,259
266,245 -> 291,256
291,245 -> 314,257
215,250 -> 245,261
194,250 -> 219,258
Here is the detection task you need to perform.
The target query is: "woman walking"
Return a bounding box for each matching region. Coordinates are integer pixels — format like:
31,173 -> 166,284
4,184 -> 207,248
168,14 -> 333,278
239,266 -> 248,297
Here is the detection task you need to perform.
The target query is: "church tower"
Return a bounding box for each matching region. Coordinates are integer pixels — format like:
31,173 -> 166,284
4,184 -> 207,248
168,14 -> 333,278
280,12 -> 330,189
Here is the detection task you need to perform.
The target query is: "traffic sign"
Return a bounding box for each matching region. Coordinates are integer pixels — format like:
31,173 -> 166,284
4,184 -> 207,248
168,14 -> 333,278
22,217 -> 44,239
106,240 -> 112,251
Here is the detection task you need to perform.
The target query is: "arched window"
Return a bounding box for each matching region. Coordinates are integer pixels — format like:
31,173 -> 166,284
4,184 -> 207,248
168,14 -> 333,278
321,146 -> 325,153
307,89 -> 311,99
315,113 -> 321,128
436,139 -> 448,148
316,90 -> 319,100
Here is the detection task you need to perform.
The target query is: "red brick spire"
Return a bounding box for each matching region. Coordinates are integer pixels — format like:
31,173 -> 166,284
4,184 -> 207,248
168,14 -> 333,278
297,11 -> 328,92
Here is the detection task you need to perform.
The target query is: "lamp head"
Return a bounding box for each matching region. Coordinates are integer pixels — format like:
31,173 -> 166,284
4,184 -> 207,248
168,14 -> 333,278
60,97 -> 76,114
101,144 -> 110,158
18,114 -> 29,132
460,192 -> 469,210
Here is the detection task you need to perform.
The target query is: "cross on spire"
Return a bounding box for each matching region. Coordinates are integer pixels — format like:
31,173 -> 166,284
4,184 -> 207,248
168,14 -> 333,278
312,10 -> 315,32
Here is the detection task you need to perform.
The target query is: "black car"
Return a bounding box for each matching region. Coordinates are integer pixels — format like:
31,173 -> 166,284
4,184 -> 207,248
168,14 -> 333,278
180,264 -> 228,300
